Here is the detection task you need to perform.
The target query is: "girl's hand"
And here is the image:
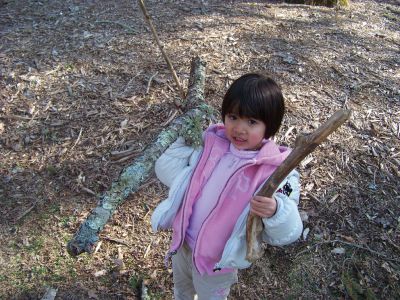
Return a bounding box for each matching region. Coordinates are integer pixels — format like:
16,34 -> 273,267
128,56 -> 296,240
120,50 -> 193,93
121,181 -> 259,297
250,196 -> 277,218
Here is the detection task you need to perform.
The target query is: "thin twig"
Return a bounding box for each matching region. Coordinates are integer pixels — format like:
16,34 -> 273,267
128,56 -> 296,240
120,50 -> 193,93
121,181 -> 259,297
119,71 -> 143,97
0,114 -> 37,121
296,239 -> 400,263
94,240 -> 103,254
101,236 -> 130,246
143,241 -> 152,258
81,186 -> 96,196
137,0 -> 185,101
146,72 -> 158,94
71,127 -> 83,150
385,237 -> 400,252
95,20 -> 137,34
137,178 -> 158,191
110,153 -> 138,164
15,200 -> 39,222
110,147 -> 137,160
161,109 -> 179,126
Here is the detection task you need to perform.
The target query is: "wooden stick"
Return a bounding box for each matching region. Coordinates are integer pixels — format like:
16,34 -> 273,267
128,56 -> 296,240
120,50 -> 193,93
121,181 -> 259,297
138,0 -> 186,101
95,20 -> 137,34
110,147 -> 141,160
246,109 -> 351,262
146,72 -> 158,94
101,235 -> 130,247
70,127 -> 83,150
15,200 -> 39,222
0,114 -> 38,121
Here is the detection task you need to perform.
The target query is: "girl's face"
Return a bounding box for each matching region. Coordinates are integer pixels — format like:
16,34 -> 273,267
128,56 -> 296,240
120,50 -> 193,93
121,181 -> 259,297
224,112 -> 266,151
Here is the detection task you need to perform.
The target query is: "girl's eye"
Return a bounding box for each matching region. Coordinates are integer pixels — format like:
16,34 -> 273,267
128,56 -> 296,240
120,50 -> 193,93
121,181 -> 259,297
228,114 -> 237,120
248,119 -> 257,125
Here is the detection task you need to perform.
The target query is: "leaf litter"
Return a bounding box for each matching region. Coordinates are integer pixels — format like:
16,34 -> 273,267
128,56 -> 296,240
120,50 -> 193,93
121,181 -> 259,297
0,0 -> 399,299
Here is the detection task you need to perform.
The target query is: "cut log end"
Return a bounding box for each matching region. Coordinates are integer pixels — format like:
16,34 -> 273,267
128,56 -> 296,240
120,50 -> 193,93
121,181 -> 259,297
67,239 -> 95,257
245,214 -> 264,262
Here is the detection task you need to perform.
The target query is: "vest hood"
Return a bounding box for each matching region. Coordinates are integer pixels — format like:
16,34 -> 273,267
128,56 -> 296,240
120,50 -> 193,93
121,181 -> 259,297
207,123 -> 291,166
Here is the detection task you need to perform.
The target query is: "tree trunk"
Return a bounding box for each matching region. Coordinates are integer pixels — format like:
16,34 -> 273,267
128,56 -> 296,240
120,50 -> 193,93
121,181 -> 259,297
67,57 -> 207,256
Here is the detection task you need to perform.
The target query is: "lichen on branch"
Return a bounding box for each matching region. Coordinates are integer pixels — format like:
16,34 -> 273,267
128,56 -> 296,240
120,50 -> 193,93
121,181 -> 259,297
180,104 -> 217,148
67,57 -> 208,256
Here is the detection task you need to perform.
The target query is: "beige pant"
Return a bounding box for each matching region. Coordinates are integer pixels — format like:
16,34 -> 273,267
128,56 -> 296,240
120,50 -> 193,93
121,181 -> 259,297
172,242 -> 238,300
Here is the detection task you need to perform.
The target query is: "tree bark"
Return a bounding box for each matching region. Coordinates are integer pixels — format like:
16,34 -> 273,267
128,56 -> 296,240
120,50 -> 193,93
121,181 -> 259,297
67,57 -> 207,256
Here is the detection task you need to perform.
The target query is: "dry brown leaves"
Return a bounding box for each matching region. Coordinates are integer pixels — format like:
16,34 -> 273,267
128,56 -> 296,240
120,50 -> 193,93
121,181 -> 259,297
0,0 -> 399,299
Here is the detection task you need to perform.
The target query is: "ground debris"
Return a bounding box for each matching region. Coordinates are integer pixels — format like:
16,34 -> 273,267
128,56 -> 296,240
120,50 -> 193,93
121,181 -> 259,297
0,0 -> 399,299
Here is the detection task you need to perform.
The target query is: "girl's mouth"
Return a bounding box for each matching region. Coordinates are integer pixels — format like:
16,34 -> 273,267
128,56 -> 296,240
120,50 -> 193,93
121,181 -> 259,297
233,137 -> 246,143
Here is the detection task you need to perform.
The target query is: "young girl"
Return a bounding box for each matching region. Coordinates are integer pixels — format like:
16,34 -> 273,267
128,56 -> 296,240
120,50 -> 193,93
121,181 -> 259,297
152,74 -> 303,299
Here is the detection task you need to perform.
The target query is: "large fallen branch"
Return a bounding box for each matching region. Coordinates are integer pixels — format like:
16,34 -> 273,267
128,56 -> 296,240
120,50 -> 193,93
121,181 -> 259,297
246,109 -> 351,262
67,57 -> 207,256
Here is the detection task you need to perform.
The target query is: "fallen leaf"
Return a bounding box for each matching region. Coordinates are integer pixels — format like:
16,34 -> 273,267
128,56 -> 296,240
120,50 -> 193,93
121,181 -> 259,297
339,234 -> 355,243
331,247 -> 346,254
83,31 -> 93,39
120,119 -> 128,129
299,210 -> 309,222
301,155 -> 314,167
305,182 -> 314,191
93,269 -> 107,277
329,194 -> 339,203
302,227 -> 310,240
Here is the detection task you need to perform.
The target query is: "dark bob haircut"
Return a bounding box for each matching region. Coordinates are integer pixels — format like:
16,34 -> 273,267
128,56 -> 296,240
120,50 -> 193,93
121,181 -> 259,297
221,73 -> 285,139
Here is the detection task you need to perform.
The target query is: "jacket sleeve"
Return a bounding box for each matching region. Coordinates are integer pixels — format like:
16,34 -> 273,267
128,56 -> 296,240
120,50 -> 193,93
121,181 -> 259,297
155,137 -> 196,187
261,170 -> 303,246
151,138 -> 202,232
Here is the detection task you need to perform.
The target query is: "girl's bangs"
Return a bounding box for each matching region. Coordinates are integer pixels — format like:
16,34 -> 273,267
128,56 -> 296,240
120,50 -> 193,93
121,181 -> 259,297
238,97 -> 263,120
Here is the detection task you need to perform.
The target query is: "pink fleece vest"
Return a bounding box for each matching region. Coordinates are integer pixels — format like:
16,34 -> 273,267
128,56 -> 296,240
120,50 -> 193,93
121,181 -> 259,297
170,124 -> 290,275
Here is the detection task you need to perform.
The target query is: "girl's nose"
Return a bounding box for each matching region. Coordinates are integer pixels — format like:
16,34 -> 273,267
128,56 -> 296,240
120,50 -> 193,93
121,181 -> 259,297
234,120 -> 246,133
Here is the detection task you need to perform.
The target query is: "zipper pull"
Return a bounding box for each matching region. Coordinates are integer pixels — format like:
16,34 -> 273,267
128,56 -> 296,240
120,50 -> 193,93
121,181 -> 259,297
213,267 -> 222,272
213,262 -> 222,272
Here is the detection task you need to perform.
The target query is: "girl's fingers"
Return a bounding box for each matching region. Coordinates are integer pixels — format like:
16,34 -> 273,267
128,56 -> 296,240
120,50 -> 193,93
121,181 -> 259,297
253,195 -> 268,202
250,207 -> 272,218
250,196 -> 277,218
251,197 -> 274,207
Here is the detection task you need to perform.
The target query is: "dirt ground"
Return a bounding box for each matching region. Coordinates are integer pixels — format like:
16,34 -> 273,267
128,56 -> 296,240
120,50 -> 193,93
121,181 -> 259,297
0,0 -> 399,299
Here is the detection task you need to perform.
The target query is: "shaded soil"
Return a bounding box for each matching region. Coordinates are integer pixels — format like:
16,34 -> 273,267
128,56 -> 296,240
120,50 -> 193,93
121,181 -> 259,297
0,0 -> 399,299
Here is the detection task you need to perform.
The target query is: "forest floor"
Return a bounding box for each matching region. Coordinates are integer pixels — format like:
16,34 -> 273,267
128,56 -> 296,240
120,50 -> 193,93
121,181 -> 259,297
0,0 -> 399,299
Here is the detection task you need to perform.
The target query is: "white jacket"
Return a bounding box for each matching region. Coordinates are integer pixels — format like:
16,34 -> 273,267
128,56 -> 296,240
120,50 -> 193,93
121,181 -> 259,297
152,137 -> 303,270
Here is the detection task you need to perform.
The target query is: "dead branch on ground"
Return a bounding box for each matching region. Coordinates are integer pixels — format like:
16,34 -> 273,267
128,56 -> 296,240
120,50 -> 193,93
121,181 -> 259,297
67,57 -> 207,256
